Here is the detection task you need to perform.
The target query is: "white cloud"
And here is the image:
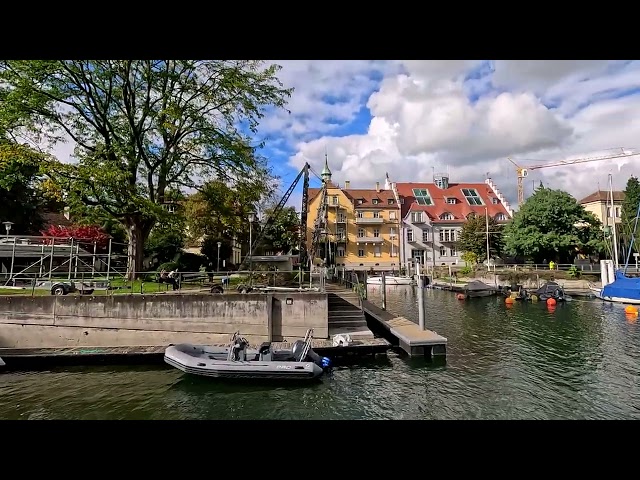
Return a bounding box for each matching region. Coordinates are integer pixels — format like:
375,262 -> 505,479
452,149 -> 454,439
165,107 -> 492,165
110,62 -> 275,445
284,60 -> 640,207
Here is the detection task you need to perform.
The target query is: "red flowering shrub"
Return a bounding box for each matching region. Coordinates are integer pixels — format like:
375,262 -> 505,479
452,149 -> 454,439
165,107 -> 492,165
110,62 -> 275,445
41,224 -> 111,248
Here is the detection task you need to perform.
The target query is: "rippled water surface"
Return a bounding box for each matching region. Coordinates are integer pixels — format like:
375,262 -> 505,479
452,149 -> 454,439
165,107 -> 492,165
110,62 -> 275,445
2,286 -> 640,420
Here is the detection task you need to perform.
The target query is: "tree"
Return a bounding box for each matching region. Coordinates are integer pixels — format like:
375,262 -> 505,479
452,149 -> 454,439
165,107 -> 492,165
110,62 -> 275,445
41,224 -> 111,250
620,175 -> 640,252
502,187 -> 604,263
0,60 -> 292,279
183,177 -> 275,244
456,214 -> 503,262
259,206 -> 301,255
201,236 -> 233,269
0,140 -> 46,234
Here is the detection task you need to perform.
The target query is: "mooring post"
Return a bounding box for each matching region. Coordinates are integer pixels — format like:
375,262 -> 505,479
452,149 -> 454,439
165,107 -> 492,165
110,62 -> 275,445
417,263 -> 425,330
381,271 -> 387,310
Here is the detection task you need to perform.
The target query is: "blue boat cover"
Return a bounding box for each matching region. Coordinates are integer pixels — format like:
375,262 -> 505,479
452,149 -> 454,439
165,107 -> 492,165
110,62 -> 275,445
602,270 -> 640,300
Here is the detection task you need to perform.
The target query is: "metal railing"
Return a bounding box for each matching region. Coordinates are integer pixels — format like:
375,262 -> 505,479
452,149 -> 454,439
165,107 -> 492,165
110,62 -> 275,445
0,269 -> 327,296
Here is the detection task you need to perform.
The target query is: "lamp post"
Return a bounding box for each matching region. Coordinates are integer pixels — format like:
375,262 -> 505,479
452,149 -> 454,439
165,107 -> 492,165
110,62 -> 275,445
248,212 -> 255,269
217,241 -> 222,272
2,221 -> 13,238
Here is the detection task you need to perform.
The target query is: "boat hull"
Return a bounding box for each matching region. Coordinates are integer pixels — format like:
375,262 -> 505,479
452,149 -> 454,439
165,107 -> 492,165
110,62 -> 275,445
366,276 -> 414,285
164,344 -> 324,381
466,290 -> 496,298
590,287 -> 640,304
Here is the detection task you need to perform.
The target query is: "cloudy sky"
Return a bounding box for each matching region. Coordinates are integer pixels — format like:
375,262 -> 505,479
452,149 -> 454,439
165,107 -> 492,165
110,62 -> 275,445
47,60 -> 640,212
254,60 -> 640,211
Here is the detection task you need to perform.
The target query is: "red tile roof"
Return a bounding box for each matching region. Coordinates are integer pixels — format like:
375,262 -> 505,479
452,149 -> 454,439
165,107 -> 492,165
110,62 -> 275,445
578,190 -> 625,204
394,182 -> 512,223
308,187 -> 400,210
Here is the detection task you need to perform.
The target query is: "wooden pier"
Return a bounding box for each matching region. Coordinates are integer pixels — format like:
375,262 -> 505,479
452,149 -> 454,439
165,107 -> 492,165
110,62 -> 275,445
362,299 -> 447,358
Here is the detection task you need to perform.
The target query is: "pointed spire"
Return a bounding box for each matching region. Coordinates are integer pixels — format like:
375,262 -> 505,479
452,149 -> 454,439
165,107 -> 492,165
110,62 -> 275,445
321,151 -> 332,182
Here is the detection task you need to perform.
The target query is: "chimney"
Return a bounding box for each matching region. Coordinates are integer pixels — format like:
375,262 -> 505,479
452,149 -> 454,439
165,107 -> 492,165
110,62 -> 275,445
344,181 -> 350,189
376,182 -> 380,192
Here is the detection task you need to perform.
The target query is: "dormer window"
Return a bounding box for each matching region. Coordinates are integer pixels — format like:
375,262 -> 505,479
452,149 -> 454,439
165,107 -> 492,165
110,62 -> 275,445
446,197 -> 457,205
496,213 -> 508,221
357,199 -> 363,205
388,198 -> 395,205
372,199 -> 380,205
492,197 -> 499,205
440,212 -> 454,220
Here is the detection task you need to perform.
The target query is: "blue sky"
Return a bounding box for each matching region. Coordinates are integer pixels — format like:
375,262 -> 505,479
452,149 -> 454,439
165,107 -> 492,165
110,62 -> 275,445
251,60 -> 640,211
44,60 -> 640,212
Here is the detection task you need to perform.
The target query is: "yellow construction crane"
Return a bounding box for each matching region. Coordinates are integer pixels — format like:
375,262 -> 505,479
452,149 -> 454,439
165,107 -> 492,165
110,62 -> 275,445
508,148 -> 640,207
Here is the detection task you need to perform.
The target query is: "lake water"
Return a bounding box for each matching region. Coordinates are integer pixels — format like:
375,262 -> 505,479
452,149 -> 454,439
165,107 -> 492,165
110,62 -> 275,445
1,286 -> 639,420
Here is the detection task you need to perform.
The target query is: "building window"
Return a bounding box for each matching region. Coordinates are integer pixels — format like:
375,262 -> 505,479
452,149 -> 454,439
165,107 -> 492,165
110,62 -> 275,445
356,211 -> 363,218
412,188 -> 433,206
439,229 -> 456,242
462,188 -> 484,206
412,250 -> 424,263
337,247 -> 345,257
337,213 -> 346,222
337,228 -> 345,240
492,197 -> 499,204
495,213 -> 507,221
446,197 -> 457,204
407,229 -> 414,242
390,211 -> 397,219
358,228 -> 365,238
332,196 -> 339,205
450,246 -> 457,256
388,198 -> 395,205
439,246 -> 447,256
616,207 -> 621,217
372,199 -> 380,205
389,227 -> 397,238
373,228 -> 380,237
374,246 -> 381,257
439,212 -> 454,220
411,212 -> 423,223
373,211 -> 381,218
391,244 -> 398,257
357,199 -> 363,205
422,230 -> 429,242
358,249 -> 365,257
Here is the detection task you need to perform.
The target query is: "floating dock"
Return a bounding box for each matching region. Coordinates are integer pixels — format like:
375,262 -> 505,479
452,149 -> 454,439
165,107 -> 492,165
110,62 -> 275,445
0,337 -> 391,370
362,300 -> 447,358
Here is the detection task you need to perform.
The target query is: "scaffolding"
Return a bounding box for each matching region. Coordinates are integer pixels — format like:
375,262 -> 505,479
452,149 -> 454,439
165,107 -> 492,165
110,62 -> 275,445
0,235 -> 128,287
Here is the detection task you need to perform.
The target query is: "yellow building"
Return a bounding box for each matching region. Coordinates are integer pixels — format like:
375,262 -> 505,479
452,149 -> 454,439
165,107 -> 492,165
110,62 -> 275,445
579,190 -> 625,227
306,158 -> 401,271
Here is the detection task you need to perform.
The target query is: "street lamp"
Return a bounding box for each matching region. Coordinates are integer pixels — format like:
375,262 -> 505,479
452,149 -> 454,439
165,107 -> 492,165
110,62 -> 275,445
248,212 -> 256,259
2,221 -> 13,238
217,241 -> 222,272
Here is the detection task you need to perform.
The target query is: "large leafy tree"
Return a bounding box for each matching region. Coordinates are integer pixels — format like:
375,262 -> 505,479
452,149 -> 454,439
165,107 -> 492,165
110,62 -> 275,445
0,140 -> 47,234
258,206 -> 301,255
456,214 -> 503,262
0,60 -> 292,279
502,187 -> 604,263
183,177 -> 275,244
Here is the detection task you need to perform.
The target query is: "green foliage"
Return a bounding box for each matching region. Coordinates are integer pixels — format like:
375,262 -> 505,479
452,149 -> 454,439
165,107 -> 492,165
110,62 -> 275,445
201,236 -> 234,268
0,140 -> 46,234
177,252 -> 206,272
0,60 -> 292,278
461,251 -> 478,266
621,175 -> 640,250
157,261 -> 178,273
259,206 -> 301,254
459,266 -> 473,276
502,187 -> 604,263
144,228 -> 185,265
183,177 -> 274,243
457,214 -> 503,261
567,265 -> 581,278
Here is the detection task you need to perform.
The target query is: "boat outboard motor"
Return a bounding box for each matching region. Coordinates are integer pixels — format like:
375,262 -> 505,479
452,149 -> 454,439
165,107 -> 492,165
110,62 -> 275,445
292,340 -> 332,370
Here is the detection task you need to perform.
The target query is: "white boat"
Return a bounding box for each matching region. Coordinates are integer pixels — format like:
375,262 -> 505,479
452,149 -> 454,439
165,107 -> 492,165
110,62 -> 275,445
366,275 -> 415,285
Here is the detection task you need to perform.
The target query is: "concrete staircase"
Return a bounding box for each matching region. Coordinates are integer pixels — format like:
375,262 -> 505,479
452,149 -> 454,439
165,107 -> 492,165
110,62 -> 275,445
325,283 -> 372,338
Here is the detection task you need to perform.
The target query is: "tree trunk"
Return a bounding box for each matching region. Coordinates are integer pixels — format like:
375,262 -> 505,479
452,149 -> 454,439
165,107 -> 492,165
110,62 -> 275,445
125,217 -> 153,280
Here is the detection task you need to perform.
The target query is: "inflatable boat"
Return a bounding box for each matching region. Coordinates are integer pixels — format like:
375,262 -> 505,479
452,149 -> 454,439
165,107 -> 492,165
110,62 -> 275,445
164,329 -> 331,381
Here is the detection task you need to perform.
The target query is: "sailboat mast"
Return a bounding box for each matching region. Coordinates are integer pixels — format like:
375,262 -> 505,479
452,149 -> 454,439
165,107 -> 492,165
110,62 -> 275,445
609,174 -> 620,269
